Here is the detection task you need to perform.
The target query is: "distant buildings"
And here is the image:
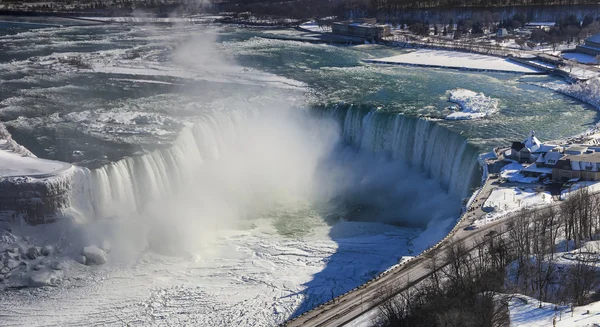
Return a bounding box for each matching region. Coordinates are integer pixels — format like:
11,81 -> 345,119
496,28 -> 509,38
574,34 -> 600,58
507,131 -> 556,164
506,131 -> 600,183
331,20 -> 391,41
553,152 -> 600,182
524,22 -> 556,32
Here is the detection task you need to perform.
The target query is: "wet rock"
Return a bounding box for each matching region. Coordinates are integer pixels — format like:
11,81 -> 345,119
1,267 -> 9,274
81,246 -> 107,265
76,255 -> 86,265
33,264 -> 44,271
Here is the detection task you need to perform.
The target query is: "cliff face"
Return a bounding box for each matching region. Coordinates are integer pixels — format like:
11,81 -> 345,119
0,123 -> 73,225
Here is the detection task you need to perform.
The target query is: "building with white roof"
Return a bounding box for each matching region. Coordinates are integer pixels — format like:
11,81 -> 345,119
507,131 -> 558,163
574,33 -> 600,58
553,152 -> 600,182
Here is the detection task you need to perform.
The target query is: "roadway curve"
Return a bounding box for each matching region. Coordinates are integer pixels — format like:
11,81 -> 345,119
283,177 -> 522,327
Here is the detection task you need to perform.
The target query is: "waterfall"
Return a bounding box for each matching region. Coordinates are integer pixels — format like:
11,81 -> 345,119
322,104 -> 481,198
66,104 -> 480,225
69,109 -> 251,220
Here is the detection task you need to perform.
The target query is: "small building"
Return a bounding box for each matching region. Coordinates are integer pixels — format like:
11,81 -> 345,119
552,152 -> 600,182
507,131 -> 545,163
508,141 -> 532,163
497,28 -> 509,37
331,21 -> 391,41
574,34 -> 600,57
522,150 -> 563,178
524,22 -> 556,32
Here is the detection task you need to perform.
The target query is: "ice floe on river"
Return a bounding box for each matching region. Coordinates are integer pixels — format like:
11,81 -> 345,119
445,88 -> 499,120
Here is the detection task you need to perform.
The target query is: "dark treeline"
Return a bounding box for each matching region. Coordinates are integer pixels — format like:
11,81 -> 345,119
215,0 -> 600,21
377,187 -> 600,327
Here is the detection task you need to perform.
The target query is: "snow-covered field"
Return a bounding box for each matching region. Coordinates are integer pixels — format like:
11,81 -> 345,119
510,293 -> 600,326
560,181 -> 600,200
477,186 -> 553,226
367,49 -> 541,73
445,88 -> 499,120
0,219 -> 422,326
509,239 -> 600,326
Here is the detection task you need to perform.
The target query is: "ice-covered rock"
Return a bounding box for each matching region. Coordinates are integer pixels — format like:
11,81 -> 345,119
77,255 -> 87,265
50,261 -> 66,271
26,270 -> 61,287
445,88 -> 499,120
81,246 -> 107,265
6,259 -> 20,270
26,246 -> 43,260
41,245 -> 54,256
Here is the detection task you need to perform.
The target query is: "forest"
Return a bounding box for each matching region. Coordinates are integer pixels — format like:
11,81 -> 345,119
376,187 -> 600,327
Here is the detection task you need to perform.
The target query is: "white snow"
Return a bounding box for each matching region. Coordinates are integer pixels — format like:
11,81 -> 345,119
445,88 -> 499,120
81,246 -> 108,265
0,149 -> 72,178
499,162 -> 539,183
0,220 -> 429,326
367,49 -> 541,73
562,52 -> 599,64
560,181 -> 600,200
0,124 -> 72,178
558,77 -> 600,110
510,294 -> 600,326
476,186 -> 553,227
299,21 -> 325,33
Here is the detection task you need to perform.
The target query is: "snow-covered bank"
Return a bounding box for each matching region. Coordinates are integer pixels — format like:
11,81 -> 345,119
445,88 -> 499,120
0,121 -> 71,181
0,122 -> 74,224
365,49 -> 542,74
557,77 -> 600,110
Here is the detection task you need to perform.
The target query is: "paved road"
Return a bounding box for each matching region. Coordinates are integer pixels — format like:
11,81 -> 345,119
283,178 -> 518,327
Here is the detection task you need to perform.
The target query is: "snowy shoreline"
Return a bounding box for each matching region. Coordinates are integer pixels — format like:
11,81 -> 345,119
364,49 -> 543,74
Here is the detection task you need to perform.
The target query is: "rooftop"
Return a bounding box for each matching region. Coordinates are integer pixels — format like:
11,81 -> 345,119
586,33 -> 600,44
562,152 -> 600,163
566,145 -> 589,152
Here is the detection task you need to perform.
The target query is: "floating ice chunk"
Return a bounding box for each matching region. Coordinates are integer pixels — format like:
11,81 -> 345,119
445,88 -> 499,120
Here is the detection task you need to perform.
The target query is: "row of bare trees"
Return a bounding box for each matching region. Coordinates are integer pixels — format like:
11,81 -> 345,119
377,188 -> 600,326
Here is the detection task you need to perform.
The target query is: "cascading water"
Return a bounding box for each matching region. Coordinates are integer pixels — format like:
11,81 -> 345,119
323,103 -> 482,199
